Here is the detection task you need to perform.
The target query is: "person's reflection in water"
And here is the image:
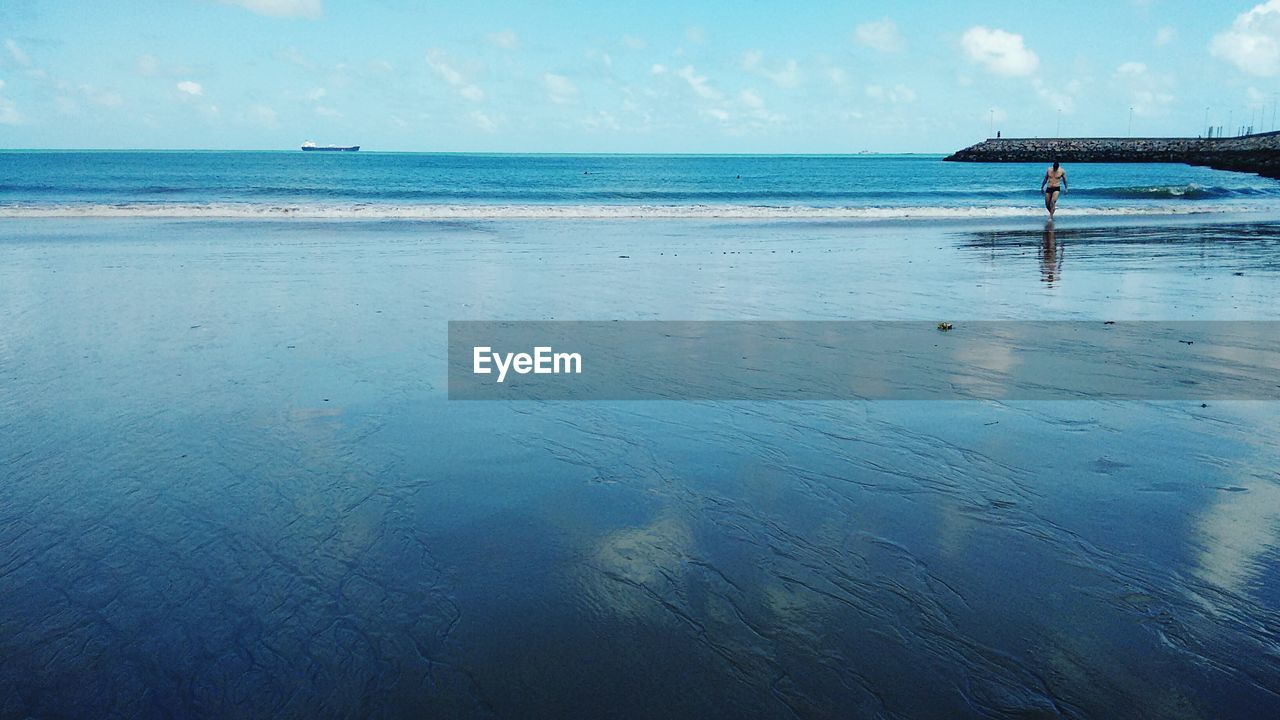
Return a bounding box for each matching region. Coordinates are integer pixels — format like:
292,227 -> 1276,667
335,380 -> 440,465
1040,221 -> 1063,284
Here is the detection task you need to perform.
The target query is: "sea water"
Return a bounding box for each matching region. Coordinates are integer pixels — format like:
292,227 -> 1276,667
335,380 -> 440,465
3,150 -> 1280,218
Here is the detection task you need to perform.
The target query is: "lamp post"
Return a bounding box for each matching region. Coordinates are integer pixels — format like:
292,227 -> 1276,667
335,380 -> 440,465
1128,106 -> 1134,137
1056,108 -> 1062,137
1204,106 -> 1210,137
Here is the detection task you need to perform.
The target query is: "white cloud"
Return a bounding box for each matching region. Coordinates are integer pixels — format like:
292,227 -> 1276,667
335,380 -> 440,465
684,86 -> 785,134
487,29 -> 519,49
81,85 -> 124,107
675,65 -> 721,99
216,0 -> 322,18
278,46 -> 314,69
1132,95 -> 1177,117
854,19 -> 904,53
1211,0 -> 1280,76
470,110 -> 497,132
176,80 -> 203,96
769,59 -> 802,88
314,105 -> 340,117
1155,26 -> 1177,46
0,96 -> 20,125
544,73 -> 578,103
136,54 -> 160,76
131,55 -> 197,79
686,26 -> 706,44
5,39 -> 30,66
827,67 -> 848,86
1116,61 -> 1148,77
0,79 -> 19,125
582,110 -> 621,131
737,89 -> 783,127
865,83 -> 916,103
622,34 -> 647,50
1033,78 -> 1079,113
1114,61 -> 1174,116
742,51 -> 802,88
650,64 -> 667,75
427,51 -> 465,85
306,87 -> 326,101
252,104 -> 278,126
961,26 -> 1039,77
426,49 -> 485,102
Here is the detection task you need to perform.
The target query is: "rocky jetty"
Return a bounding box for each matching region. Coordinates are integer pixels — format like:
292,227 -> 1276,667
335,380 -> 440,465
945,132 -> 1280,179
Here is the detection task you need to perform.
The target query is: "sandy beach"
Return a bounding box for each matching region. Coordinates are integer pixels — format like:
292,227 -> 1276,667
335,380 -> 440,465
4,212 -> 1280,717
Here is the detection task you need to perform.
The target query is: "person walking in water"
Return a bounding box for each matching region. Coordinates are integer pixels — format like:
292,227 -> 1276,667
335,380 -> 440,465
1041,161 -> 1068,217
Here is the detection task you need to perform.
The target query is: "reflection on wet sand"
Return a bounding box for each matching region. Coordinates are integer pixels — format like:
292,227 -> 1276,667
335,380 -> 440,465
959,220 -> 1280,268
1041,222 -> 1062,284
588,510 -> 694,620
6,217 -> 1280,718
1195,477 -> 1280,595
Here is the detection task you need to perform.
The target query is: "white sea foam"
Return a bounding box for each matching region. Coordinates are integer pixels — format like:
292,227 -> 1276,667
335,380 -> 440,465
0,202 -> 1269,220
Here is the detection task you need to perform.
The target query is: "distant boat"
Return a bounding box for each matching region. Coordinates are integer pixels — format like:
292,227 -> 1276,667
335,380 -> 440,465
301,141 -> 359,152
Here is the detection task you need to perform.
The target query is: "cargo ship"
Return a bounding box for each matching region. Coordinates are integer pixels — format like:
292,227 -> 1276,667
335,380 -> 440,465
301,141 -> 359,152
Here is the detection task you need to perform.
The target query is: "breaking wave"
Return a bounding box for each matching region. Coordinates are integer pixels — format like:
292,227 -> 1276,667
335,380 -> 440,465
0,201 -> 1265,220
1073,184 -> 1272,200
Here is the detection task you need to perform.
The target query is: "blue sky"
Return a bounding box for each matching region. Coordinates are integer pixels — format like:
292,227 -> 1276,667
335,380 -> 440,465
3,0 -> 1280,151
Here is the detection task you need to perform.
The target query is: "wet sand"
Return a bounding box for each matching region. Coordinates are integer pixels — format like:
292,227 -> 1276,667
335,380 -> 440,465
2,217 -> 1280,718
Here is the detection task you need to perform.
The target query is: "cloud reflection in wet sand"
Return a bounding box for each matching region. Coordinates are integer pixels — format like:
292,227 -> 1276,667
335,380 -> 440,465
4,217 -> 1280,717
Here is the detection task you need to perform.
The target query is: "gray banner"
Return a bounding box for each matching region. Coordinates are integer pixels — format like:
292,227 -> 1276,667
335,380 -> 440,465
448,321 -> 1280,400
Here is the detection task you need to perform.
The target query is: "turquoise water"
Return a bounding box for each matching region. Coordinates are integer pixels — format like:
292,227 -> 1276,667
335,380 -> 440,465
2,151 -> 1279,218
3,155 -> 1280,718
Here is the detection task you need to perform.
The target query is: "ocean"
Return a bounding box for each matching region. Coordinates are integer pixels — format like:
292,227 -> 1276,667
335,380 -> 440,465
3,152 -> 1280,719
3,150 -> 1280,218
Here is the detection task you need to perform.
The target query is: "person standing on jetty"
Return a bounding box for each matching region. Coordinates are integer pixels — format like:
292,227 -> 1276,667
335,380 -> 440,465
1041,161 -> 1068,217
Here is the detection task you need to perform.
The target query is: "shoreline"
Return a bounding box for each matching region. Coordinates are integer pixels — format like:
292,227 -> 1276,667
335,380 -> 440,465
8,209 -> 1280,250
2,203 -> 1277,224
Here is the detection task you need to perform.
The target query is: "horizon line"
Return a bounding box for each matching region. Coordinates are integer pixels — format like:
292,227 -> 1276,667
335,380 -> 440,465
0,148 -> 952,156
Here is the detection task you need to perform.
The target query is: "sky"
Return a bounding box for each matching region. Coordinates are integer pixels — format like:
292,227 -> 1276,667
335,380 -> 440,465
3,0 -> 1280,152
